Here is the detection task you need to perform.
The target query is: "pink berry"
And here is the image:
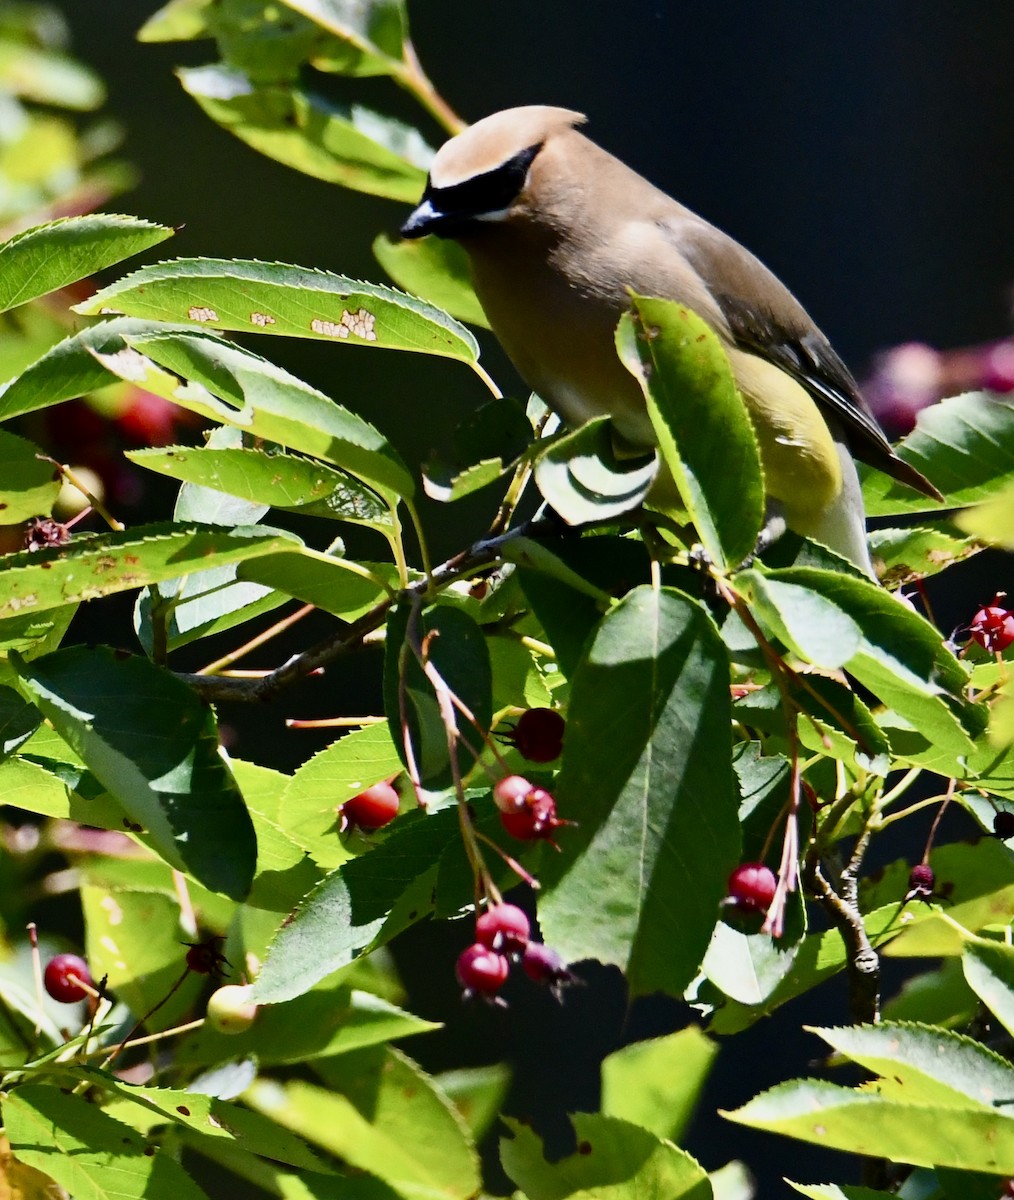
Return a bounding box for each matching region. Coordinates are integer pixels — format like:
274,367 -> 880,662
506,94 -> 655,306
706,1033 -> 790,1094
511,709 -> 566,763
493,774 -> 535,813
44,954 -> 93,1003
476,903 -> 530,954
455,943 -> 509,995
968,600 -> 1014,654
726,863 -> 778,914
343,781 -> 400,830
982,342 -> 1014,394
521,941 -> 570,986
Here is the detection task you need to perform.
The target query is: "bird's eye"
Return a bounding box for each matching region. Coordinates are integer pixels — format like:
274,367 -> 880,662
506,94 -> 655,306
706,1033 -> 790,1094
427,142 -> 541,221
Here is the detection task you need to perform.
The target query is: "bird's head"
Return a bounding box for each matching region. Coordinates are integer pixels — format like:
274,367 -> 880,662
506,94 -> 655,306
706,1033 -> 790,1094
401,106 -> 586,240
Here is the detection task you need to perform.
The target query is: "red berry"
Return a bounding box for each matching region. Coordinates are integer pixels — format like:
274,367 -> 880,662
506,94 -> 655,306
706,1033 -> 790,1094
995,811 -> 1014,840
499,786 -> 564,841
511,708 -> 566,763
343,781 -> 400,830
969,601 -> 1014,654
493,774 -> 535,813
455,943 -> 509,995
726,863 -> 778,914
521,941 -> 571,986
907,864 -> 935,897
44,954 -> 93,1003
185,936 -> 229,976
116,389 -> 187,446
476,903 -> 530,954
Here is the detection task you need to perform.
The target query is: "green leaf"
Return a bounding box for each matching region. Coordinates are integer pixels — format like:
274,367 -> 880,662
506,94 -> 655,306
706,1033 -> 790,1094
537,586 -> 740,996
435,1065 -> 511,1142
94,329 -> 413,497
423,397 -> 531,503
252,807 -> 459,1003
246,1047 -> 480,1200
0,215 -> 173,313
600,1026 -> 718,1142
862,392 -> 1014,515
533,416 -> 658,525
617,297 -> 764,569
738,566 -> 979,772
962,940 -> 1014,1038
12,646 -> 257,899
0,429 -> 61,521
869,524 -> 983,588
279,0 -> 407,73
0,41 -> 104,108
955,477 -> 1014,548
383,603 -> 492,791
724,1077 -> 1014,1173
709,905 -> 911,1035
0,317 -> 203,422
80,1073 -> 327,1172
702,909 -> 805,1007
179,984 -> 437,1066
138,0 -> 214,42
129,445 -> 391,529
75,258 -> 479,367
177,67 -> 429,199
813,1021 -> 1014,1107
878,839 -> 1014,957
517,534 -> 650,678
3,1084 -> 211,1200
236,547 -> 391,620
500,1113 -> 712,1200
0,523 -> 297,620
278,721 -> 403,857
372,234 -> 488,329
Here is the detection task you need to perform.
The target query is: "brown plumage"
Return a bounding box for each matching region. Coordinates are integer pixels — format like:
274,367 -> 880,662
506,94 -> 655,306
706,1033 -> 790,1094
402,105 -> 941,573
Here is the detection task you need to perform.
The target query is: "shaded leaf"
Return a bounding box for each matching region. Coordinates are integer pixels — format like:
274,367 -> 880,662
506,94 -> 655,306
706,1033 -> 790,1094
537,586 -> 740,996
13,646 -> 257,899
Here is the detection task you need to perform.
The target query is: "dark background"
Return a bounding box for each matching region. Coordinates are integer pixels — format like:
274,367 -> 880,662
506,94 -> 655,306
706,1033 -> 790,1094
60,3 -> 1014,1197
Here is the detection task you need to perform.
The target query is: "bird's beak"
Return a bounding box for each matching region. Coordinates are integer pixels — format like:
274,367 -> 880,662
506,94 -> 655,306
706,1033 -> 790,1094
400,197 -> 444,239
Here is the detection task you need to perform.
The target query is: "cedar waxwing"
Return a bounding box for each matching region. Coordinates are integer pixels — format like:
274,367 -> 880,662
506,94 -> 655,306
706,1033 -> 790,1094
401,106 -> 941,575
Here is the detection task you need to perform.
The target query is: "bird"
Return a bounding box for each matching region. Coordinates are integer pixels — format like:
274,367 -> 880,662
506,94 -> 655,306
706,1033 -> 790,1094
400,105 -> 942,576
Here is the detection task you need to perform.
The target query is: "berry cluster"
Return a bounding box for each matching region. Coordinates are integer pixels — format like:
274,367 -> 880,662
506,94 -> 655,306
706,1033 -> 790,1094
455,902 -> 571,1002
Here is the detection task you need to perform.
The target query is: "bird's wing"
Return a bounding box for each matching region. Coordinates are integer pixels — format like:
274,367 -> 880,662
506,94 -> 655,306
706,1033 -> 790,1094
659,216 -> 941,499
